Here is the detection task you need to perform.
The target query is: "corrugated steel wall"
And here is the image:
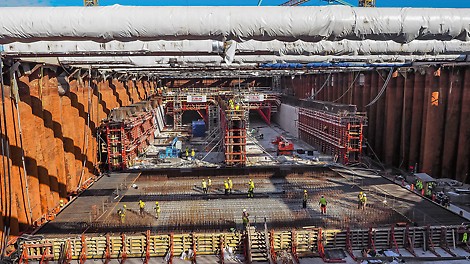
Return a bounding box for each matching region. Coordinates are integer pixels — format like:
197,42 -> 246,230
0,68 -> 153,239
286,66 -> 470,184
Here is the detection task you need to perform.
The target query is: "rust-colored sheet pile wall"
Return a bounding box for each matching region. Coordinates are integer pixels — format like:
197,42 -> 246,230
0,68 -> 154,240
287,66 -> 470,183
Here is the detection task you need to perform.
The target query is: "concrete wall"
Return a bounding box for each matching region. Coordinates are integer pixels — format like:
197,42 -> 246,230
273,103 -> 299,138
0,66 -> 154,239
285,66 -> 470,184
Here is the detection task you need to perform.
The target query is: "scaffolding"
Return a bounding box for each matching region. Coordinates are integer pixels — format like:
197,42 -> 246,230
100,103 -> 156,171
220,101 -> 247,166
298,107 -> 366,164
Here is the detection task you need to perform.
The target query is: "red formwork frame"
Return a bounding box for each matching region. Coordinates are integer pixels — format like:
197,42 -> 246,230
101,110 -> 156,171
298,108 -> 365,164
220,107 -> 247,166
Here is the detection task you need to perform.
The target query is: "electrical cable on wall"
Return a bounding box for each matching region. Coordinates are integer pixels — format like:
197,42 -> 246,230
309,73 -> 332,100
365,68 -> 394,107
332,71 -> 361,103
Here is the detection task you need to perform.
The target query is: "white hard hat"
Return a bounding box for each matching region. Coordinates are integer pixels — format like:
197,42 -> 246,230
363,194 -> 366,197
243,209 -> 246,212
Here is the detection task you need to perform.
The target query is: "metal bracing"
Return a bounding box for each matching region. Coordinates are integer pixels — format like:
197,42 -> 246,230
18,225 -> 469,262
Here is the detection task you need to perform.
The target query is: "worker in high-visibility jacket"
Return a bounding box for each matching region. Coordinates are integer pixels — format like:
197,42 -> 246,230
154,201 -> 161,219
202,179 -> 208,194
319,195 -> 327,214
185,147 -> 189,159
207,177 -> 212,192
191,149 -> 196,160
357,192 -> 364,209
361,194 -> 367,210
242,209 -> 250,230
224,180 -> 229,195
228,177 -> 233,194
462,232 -> 468,244
139,200 -> 145,216
117,208 -> 126,223
303,190 -> 308,209
248,179 -> 255,198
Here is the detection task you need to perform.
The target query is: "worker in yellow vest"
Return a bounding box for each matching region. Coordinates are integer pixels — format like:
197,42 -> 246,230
248,179 -> 255,198
361,194 -> 367,210
357,192 -> 364,209
207,177 -> 212,192
462,232 -> 468,244
139,200 -> 145,216
191,149 -> 196,160
228,177 -> 233,194
154,201 -> 161,219
224,180 -> 229,195
202,179 -> 208,194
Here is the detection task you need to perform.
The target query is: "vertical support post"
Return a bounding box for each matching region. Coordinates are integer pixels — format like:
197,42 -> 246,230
105,235 -> 110,261
219,234 -> 224,264
269,230 -> 276,264
79,234 -> 87,264
121,233 -> 128,261
144,230 -> 151,264
191,233 -> 197,264
291,229 -> 299,264
345,227 -> 356,260
404,225 -> 417,256
168,233 -> 174,264
390,225 -> 400,254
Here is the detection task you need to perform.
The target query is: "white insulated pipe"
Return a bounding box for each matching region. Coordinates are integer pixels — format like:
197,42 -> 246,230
0,5 -> 469,43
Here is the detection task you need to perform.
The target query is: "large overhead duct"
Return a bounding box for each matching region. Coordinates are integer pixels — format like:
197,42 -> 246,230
35,54 -> 465,69
0,5 -> 469,43
4,39 -> 470,57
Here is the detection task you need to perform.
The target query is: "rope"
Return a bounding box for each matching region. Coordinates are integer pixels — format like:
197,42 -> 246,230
309,73 -> 332,100
365,68 -> 394,108
332,71 -> 361,103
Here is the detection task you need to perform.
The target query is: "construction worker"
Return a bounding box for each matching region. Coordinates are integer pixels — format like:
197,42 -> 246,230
229,99 -> 235,109
357,192 -> 364,209
122,204 -> 127,214
59,199 -> 64,208
191,149 -> 196,160
462,232 -> 468,244
202,179 -> 208,194
185,146 -> 189,159
319,195 -> 327,214
248,179 -> 255,198
361,193 -> 367,210
117,208 -> 125,224
242,209 -> 250,230
207,177 -> 212,192
154,201 -> 161,219
228,177 -> 233,194
224,180 -> 229,195
303,190 -> 308,209
235,103 -> 240,111
139,200 -> 145,216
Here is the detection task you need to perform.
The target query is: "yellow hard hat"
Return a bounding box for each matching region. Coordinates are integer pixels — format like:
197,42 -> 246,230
359,192 -> 363,195
304,190 -> 307,193
224,180 -> 227,182
123,204 -> 127,208
155,201 -> 159,204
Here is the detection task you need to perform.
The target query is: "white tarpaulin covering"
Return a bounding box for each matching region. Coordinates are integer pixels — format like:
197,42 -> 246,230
4,39 -> 470,56
52,54 -> 465,67
0,5 -> 469,43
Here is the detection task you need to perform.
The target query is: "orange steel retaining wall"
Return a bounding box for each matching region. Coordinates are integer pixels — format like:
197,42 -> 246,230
0,68 -> 154,242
